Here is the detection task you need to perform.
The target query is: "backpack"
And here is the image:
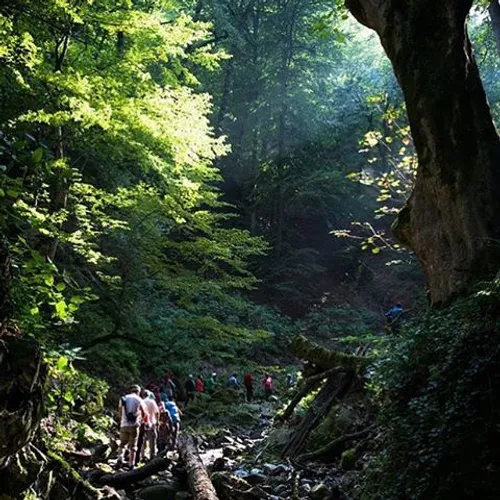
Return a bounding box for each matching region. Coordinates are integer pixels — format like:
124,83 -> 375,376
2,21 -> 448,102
121,396 -> 137,424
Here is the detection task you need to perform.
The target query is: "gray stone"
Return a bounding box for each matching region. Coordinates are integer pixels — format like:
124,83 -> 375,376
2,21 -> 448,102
300,483 -> 312,496
139,484 -> 178,500
263,463 -> 278,474
222,445 -> 239,458
274,484 -> 289,495
245,473 -> 267,485
310,483 -> 332,500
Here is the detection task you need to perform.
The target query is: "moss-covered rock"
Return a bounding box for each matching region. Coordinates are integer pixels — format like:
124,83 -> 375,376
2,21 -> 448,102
340,448 -> 357,470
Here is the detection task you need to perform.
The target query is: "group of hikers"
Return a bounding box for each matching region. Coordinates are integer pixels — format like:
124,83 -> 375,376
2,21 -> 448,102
118,370 -> 294,470
117,381 -> 181,470
184,371 -> 290,404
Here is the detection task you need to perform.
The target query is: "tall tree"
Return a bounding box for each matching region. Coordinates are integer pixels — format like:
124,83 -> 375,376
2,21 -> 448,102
346,0 -> 500,304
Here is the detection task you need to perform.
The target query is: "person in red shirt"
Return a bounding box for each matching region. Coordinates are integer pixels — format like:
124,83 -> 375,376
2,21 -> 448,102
195,375 -> 205,393
243,372 -> 254,402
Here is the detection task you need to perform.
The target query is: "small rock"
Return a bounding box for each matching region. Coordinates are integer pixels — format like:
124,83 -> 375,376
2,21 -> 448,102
245,473 -> 267,485
139,484 -> 179,500
274,484 -> 289,495
300,483 -> 312,496
212,457 -> 228,472
234,468 -> 249,477
263,463 -> 278,474
222,445 -> 239,458
310,483 -> 332,500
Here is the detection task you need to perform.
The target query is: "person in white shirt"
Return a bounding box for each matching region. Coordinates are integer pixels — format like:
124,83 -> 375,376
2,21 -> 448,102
140,389 -> 160,461
117,385 -> 145,470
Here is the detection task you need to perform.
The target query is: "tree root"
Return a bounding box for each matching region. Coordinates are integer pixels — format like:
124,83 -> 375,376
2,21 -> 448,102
296,424 -> 377,462
93,455 -> 171,488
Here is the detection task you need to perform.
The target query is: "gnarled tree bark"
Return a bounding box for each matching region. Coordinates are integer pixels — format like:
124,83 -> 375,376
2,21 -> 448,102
346,0 -> 500,304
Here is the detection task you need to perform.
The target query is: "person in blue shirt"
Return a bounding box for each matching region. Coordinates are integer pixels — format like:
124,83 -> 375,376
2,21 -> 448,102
227,373 -> 240,388
385,303 -> 404,325
165,400 -> 182,449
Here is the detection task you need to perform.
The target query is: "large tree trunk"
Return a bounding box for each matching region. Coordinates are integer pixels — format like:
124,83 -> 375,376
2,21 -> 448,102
346,0 -> 500,304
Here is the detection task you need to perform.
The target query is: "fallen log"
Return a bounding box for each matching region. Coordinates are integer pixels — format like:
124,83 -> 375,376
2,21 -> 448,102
296,424 -> 377,462
179,435 -> 219,500
289,335 -> 370,372
281,371 -> 355,458
94,455 -> 171,488
279,367 -> 341,422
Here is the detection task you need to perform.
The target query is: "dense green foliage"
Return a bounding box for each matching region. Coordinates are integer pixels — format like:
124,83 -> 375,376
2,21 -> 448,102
360,280 -> 500,499
2,2 -> 500,499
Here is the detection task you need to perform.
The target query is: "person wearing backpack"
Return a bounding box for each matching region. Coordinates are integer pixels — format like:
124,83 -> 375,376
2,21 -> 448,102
117,385 -> 146,470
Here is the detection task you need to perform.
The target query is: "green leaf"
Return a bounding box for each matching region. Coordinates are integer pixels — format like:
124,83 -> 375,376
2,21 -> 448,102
57,356 -> 69,371
371,247 -> 381,254
32,148 -> 44,163
56,282 -> 66,292
44,275 -> 54,286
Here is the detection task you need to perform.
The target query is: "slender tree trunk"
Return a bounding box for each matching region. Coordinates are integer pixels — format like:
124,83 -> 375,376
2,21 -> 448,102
215,59 -> 234,134
0,236 -> 11,333
490,0 -> 500,57
346,0 -> 500,304
47,32 -> 71,261
275,2 -> 298,260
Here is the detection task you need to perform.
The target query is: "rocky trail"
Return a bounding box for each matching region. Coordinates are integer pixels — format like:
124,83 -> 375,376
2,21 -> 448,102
73,394 -> 365,500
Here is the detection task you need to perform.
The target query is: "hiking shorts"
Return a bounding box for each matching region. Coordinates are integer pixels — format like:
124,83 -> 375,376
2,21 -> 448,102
120,426 -> 139,451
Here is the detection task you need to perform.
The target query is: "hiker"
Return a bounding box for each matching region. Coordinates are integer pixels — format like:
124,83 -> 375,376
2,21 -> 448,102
286,373 -> 295,388
152,385 -> 162,407
140,389 -> 159,461
195,374 -> 205,393
206,372 -> 217,393
117,384 -> 146,470
185,375 -> 196,406
263,374 -> 273,400
164,372 -> 177,400
227,373 -> 240,389
243,372 -> 254,402
385,303 -> 404,325
158,405 -> 173,452
165,399 -> 182,449
159,386 -> 170,407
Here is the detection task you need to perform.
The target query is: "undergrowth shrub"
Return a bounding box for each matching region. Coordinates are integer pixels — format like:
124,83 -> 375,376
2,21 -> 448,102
357,280 -> 500,499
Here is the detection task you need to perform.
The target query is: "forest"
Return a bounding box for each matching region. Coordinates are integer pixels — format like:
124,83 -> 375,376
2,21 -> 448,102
1,0 -> 500,499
